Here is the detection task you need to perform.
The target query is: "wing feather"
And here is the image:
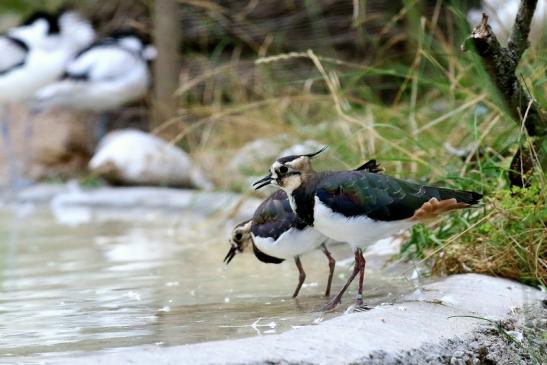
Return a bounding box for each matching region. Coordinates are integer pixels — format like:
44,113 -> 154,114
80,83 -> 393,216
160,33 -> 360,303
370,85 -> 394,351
316,171 -> 481,221
251,190 -> 306,240
64,45 -> 139,81
0,36 -> 28,74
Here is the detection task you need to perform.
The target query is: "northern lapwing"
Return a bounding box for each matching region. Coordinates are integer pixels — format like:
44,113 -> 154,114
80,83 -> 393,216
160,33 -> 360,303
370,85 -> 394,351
225,159 -> 383,298
253,147 -> 482,310
0,10 -> 94,187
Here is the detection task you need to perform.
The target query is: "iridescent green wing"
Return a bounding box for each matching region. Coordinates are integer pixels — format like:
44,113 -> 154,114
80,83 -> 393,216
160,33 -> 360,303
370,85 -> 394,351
252,190 -> 306,239
316,171 -> 481,221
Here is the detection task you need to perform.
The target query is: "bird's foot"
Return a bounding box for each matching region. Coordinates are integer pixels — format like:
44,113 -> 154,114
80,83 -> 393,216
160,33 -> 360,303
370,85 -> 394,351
319,298 -> 340,312
350,295 -> 371,312
354,304 -> 372,312
345,303 -> 372,313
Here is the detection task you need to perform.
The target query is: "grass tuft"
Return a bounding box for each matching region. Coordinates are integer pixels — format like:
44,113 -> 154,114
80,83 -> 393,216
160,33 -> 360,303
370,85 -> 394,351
152,3 -> 546,286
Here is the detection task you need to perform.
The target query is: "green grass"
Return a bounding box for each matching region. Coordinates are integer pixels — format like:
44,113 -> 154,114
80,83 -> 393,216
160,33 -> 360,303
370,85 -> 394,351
165,3 -> 546,286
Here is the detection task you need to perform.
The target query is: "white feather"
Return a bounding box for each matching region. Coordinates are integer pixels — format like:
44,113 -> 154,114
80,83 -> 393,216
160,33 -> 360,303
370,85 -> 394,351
313,197 -> 413,249
8,19 -> 50,48
252,226 -> 326,259
0,46 -> 71,102
34,45 -> 150,111
71,46 -> 142,81
58,11 -> 95,52
0,12 -> 95,103
0,37 -> 27,72
8,11 -> 94,54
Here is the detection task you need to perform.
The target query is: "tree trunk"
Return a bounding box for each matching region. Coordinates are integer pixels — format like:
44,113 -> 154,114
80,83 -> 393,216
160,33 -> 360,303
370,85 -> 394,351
462,0 -> 546,187
152,0 -> 182,132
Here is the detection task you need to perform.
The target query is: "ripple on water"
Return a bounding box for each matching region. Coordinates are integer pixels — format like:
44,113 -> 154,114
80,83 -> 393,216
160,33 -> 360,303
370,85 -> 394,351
0,206 -> 414,360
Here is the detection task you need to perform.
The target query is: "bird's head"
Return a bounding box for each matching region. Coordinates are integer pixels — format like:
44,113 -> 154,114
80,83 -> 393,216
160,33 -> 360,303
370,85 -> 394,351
109,30 -> 157,61
9,10 -> 61,47
223,220 -> 253,265
58,10 -> 95,51
253,146 -> 327,193
20,10 -> 61,34
11,9 -> 93,51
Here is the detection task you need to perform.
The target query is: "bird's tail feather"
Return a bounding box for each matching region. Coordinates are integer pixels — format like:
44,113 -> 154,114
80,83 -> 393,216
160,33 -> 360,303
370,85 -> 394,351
433,187 -> 483,206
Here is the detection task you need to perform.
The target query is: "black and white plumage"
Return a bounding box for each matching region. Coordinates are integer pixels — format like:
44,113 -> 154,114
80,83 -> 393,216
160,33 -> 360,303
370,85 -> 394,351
0,36 -> 28,76
254,147 -> 482,310
224,159 -> 383,298
34,31 -> 156,111
0,10 -> 95,102
0,10 -> 94,188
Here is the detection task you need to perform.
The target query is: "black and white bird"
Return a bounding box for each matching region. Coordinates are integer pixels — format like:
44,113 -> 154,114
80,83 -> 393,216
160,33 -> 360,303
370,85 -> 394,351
0,10 -> 95,103
34,30 -> 156,112
0,10 -> 94,187
33,30 -> 156,141
253,147 -> 482,310
225,159 -> 383,298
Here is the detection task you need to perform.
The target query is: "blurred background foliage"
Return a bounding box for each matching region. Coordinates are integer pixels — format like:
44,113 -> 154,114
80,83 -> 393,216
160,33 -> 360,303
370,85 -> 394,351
0,0 -> 545,285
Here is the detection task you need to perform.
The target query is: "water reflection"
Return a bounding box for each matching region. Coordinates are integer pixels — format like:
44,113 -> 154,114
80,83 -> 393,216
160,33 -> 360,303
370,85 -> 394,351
0,205 -> 414,360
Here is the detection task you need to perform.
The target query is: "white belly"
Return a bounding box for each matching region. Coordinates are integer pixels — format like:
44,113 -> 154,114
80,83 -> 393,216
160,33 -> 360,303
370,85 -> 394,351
0,49 -> 69,102
252,227 -> 326,259
313,196 -> 414,249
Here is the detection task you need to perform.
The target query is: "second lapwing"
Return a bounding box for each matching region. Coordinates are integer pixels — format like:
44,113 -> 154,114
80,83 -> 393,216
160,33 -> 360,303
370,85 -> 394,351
225,159 -> 383,298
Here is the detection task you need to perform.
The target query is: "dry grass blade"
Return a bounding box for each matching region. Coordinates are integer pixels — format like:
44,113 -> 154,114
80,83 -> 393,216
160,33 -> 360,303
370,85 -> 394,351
306,49 -> 441,174
404,210 -> 496,277
414,94 -> 488,135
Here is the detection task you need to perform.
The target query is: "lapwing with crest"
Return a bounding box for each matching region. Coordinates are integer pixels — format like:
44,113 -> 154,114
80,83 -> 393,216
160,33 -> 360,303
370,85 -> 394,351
225,159 -> 383,298
253,147 -> 482,311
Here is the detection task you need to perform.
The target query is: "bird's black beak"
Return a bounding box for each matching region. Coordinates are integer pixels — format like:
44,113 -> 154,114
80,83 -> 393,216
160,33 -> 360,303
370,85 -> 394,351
223,246 -> 237,265
253,173 -> 273,190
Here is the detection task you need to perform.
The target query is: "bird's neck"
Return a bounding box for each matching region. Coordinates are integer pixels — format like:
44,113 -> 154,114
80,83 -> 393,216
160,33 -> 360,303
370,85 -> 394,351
288,175 -> 318,226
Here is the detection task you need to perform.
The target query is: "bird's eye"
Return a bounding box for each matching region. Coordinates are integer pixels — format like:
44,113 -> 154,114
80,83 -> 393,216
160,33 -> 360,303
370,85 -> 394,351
279,165 -> 288,174
235,233 -> 242,240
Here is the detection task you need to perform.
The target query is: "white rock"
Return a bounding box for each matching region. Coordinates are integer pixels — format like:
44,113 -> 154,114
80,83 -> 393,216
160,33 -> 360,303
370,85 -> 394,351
229,137 -> 324,175
505,330 -> 523,343
89,129 -> 212,189
228,136 -> 287,173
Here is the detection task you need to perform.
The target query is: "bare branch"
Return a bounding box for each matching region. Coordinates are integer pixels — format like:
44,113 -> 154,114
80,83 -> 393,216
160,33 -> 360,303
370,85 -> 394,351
508,0 -> 538,60
463,11 -> 545,138
462,1 -> 546,187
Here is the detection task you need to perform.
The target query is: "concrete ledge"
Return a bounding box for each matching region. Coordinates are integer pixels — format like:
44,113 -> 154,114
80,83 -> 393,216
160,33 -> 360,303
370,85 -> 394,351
49,274 -> 544,365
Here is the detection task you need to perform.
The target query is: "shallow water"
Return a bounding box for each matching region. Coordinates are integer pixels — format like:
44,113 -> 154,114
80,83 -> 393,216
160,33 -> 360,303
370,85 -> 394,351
0,204 -> 415,361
